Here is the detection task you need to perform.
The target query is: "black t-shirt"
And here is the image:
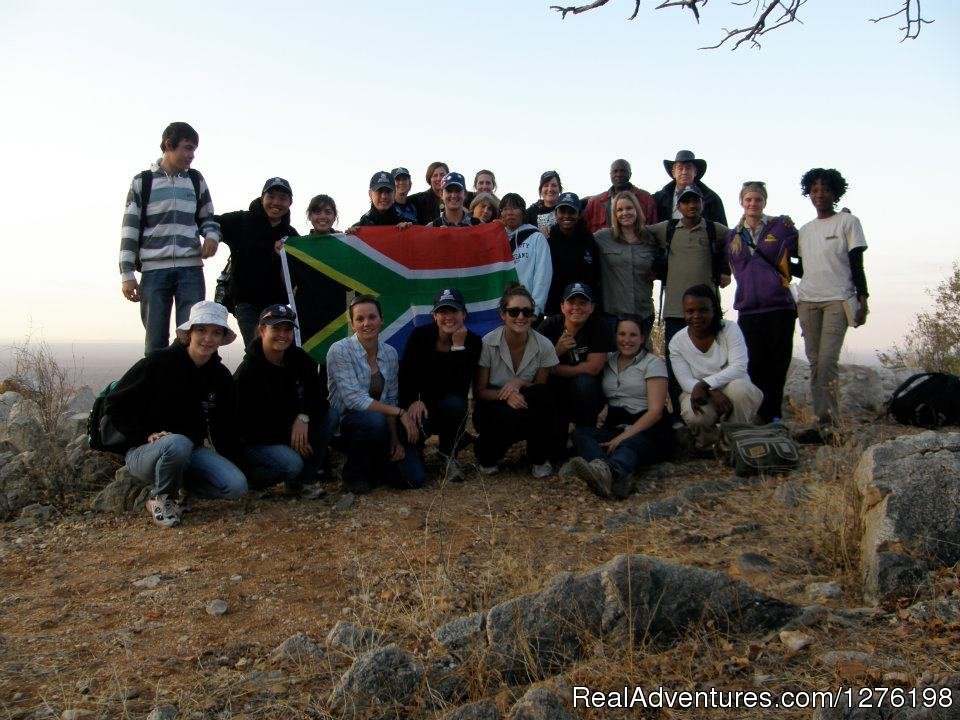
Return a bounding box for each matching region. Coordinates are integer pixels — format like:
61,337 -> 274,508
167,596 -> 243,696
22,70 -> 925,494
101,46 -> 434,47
537,313 -> 613,366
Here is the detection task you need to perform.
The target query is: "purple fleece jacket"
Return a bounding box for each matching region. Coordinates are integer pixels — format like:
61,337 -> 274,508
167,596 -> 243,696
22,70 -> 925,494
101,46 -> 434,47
724,215 -> 798,316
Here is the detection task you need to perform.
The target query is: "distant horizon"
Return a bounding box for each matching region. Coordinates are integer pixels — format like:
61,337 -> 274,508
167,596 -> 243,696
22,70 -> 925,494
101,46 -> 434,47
1,2 -> 957,367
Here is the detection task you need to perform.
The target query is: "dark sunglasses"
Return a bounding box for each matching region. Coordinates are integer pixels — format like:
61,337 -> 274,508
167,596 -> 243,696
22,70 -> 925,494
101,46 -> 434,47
503,306 -> 535,318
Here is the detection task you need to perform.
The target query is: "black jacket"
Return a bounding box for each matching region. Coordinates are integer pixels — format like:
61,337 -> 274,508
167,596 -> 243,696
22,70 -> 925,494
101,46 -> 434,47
356,204 -> 405,227
233,338 -> 326,446
398,324 -> 482,408
408,190 -> 443,226
544,220 -> 602,315
653,180 -> 727,227
217,198 -> 300,312
104,341 -> 239,458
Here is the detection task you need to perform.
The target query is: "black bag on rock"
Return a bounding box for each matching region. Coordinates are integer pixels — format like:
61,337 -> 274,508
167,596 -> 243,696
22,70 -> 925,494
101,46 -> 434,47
886,372 -> 960,428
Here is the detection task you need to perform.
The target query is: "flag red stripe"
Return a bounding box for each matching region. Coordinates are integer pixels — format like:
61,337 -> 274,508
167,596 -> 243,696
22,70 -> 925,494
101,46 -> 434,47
352,223 -> 513,270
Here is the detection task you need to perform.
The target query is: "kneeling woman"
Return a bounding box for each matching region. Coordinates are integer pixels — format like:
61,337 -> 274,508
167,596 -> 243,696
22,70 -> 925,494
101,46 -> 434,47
563,316 -> 673,499
234,304 -> 336,498
473,285 -> 560,478
104,301 -> 247,528
326,295 -> 425,493
668,285 -> 763,449
399,288 -> 482,481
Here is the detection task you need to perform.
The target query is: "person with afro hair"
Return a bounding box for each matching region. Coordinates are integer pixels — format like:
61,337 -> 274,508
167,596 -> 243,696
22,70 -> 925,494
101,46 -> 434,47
793,168 -> 869,443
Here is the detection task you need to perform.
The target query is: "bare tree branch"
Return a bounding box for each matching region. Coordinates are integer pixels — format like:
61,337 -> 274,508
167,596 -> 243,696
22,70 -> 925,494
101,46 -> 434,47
551,0 -> 643,20
869,0 -> 933,42
550,0 -> 934,49
699,0 -> 805,50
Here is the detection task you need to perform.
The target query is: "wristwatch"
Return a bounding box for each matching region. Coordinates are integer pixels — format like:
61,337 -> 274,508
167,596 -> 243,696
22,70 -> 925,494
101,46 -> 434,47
296,413 -> 310,424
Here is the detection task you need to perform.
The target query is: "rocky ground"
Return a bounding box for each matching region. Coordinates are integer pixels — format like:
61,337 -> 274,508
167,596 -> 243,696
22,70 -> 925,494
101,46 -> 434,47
0,365 -> 958,719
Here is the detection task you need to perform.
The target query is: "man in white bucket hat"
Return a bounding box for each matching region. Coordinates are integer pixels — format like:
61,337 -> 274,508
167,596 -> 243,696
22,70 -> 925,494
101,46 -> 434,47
103,301 -> 247,527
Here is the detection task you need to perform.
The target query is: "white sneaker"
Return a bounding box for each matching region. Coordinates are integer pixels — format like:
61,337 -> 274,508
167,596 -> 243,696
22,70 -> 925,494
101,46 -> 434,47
531,461 -> 554,479
478,464 -> 500,476
146,494 -> 180,528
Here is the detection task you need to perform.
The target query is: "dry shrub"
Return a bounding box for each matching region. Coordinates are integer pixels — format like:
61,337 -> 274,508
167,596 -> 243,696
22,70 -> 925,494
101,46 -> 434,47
879,262 -> 960,374
8,335 -> 79,436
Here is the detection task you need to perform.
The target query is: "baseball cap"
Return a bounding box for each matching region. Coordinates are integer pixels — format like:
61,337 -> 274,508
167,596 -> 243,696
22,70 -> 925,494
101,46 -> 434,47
562,282 -> 593,303
391,167 -> 411,179
432,287 -> 466,312
442,172 -> 466,190
258,304 -> 298,326
262,177 -> 293,195
556,192 -> 581,210
677,185 -> 703,201
369,171 -> 395,191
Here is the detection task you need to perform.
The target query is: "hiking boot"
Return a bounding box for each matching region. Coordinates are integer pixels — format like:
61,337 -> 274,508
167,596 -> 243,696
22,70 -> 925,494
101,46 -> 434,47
560,457 -> 612,499
531,461 -> 554,479
146,494 -> 180,528
587,459 -> 614,498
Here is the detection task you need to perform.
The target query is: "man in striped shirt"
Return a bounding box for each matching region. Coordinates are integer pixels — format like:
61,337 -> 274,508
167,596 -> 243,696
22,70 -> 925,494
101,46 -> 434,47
119,122 -> 221,354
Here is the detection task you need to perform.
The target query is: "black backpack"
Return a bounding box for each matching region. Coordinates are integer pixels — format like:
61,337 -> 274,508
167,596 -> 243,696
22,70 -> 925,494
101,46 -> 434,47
86,381 -> 129,455
886,372 -> 960,428
135,168 -> 203,271
213,256 -> 235,313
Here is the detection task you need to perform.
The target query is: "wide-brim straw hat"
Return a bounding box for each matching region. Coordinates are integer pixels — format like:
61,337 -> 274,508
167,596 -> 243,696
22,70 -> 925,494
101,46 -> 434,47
175,301 -> 237,345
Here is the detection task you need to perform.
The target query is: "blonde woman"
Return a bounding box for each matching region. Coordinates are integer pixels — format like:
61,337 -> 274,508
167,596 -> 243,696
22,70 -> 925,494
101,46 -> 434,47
594,191 -> 659,338
723,181 -> 798,423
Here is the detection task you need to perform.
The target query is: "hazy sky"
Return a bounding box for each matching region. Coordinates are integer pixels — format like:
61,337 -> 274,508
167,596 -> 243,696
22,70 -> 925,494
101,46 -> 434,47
1,1 -> 957,363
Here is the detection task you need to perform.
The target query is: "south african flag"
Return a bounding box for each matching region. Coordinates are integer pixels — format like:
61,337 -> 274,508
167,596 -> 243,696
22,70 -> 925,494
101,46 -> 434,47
281,223 -> 519,364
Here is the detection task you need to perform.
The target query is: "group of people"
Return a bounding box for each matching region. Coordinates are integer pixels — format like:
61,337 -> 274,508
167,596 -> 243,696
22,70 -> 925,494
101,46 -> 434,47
113,121 -> 869,526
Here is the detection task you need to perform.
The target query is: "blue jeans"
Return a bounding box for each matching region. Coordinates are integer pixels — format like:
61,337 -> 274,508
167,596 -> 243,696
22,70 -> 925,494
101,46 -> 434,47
571,424 -> 669,479
242,444 -> 303,489
421,394 -> 469,457
234,302 -> 261,349
125,433 -> 247,499
242,410 -> 339,488
338,410 -> 425,489
140,266 -> 205,354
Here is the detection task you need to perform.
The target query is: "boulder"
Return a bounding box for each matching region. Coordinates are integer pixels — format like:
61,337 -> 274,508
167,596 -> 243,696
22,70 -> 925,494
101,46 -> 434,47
443,699 -> 499,720
783,361 -> 912,418
91,466 -> 152,514
433,611 -> 486,662
484,555 -> 795,681
856,432 -> 960,604
75,452 -> 122,491
486,567 -> 605,679
598,555 -> 795,643
270,632 -> 325,664
4,415 -> 45,453
0,391 -> 21,423
325,620 -> 386,654
328,643 -> 424,719
66,386 -> 95,414
0,452 -> 41,518
506,687 -> 573,720
424,655 -> 466,707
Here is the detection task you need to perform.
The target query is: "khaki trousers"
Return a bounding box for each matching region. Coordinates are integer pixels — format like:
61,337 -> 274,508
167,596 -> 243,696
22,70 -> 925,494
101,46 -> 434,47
797,300 -> 848,425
